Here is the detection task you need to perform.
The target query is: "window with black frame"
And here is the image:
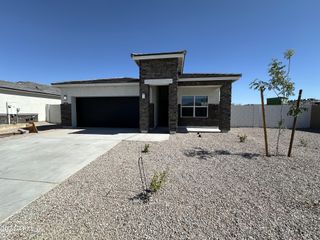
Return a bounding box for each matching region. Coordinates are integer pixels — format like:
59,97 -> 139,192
181,96 -> 208,118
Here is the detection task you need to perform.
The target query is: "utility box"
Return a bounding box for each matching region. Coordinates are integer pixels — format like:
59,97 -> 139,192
267,97 -> 288,105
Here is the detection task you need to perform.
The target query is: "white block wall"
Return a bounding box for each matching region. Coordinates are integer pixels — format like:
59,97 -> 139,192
231,104 -> 312,128
46,104 -> 61,124
0,91 -> 61,122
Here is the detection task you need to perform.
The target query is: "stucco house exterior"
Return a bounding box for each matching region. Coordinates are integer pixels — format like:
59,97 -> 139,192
0,80 -> 61,124
53,51 -> 241,133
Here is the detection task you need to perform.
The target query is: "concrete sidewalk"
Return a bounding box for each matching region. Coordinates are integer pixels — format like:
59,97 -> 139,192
0,128 -> 169,222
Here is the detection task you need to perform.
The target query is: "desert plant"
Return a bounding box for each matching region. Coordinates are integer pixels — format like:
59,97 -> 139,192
299,138 -> 307,147
149,170 -> 168,193
237,134 -> 247,143
142,144 -> 150,153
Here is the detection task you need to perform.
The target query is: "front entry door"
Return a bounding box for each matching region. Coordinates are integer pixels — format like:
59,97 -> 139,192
158,86 -> 169,127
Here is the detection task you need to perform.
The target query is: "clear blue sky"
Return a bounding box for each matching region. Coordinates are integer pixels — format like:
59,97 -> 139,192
0,0 -> 319,104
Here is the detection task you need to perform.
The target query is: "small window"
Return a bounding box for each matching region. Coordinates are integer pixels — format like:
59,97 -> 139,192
182,96 -> 194,106
195,107 -> 207,117
181,107 -> 193,117
195,96 -> 208,106
181,96 -> 208,118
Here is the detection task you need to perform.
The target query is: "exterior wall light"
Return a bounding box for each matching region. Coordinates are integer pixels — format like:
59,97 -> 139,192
141,93 -> 146,99
63,95 -> 67,101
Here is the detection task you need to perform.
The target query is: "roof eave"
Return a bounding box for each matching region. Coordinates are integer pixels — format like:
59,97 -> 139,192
131,50 -> 186,59
51,78 -> 139,86
178,75 -> 242,82
52,82 -> 139,88
0,86 -> 60,97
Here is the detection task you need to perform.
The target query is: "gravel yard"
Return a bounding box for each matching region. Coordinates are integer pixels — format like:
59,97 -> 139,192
1,128 -> 320,239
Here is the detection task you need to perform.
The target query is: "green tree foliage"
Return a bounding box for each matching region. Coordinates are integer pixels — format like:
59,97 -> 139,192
250,49 -> 296,155
250,49 -> 295,98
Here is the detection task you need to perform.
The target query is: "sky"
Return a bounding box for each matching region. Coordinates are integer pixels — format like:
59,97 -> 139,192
0,0 -> 319,104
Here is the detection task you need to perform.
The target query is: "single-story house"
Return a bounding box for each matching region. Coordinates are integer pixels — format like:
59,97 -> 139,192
0,80 -> 61,124
52,51 -> 241,133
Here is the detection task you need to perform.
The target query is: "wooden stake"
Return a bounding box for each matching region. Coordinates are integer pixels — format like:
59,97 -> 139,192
26,122 -> 38,133
288,89 -> 302,157
260,88 -> 269,157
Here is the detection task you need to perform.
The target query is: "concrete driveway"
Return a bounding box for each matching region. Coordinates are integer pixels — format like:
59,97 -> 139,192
0,128 -> 168,222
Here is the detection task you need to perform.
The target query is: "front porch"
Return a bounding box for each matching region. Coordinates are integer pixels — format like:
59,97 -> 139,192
141,79 -> 231,133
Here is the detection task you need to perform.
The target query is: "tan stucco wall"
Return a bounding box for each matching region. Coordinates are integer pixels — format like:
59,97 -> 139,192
177,86 -> 220,104
60,84 -> 139,104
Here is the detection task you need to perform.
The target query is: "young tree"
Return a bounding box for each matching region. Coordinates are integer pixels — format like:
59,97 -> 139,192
250,49 -> 295,155
250,81 -> 270,157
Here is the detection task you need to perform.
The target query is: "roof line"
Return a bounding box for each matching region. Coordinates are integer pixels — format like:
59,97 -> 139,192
0,86 -> 60,97
52,77 -> 139,85
131,50 -> 186,57
180,73 -> 242,77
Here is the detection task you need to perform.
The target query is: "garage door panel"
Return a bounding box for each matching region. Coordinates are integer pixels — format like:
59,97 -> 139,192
76,97 -> 139,128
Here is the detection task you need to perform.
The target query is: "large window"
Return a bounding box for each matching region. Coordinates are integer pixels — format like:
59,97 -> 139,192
181,96 -> 208,118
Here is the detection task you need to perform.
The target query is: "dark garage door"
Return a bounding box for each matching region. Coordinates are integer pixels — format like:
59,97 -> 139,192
76,97 -> 139,128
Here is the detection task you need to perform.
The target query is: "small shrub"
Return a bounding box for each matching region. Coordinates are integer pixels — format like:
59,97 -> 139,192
237,134 -> 247,143
149,170 -> 168,193
142,144 -> 150,153
299,138 -> 307,147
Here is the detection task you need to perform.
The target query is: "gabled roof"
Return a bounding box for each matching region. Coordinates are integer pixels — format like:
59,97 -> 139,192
52,77 -> 139,86
0,80 -> 60,96
131,50 -> 186,73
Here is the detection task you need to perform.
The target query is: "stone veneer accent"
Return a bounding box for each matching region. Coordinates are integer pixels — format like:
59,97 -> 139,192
61,103 -> 72,126
178,104 -> 219,126
168,81 -> 178,132
139,58 -> 179,133
149,103 -> 154,129
139,83 -> 149,132
218,82 -> 232,132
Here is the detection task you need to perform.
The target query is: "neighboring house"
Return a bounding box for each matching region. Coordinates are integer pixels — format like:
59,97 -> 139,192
0,80 -> 61,124
53,51 -> 241,133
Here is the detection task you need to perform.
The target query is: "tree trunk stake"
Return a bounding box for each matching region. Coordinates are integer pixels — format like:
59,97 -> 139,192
288,89 -> 303,157
260,88 -> 269,157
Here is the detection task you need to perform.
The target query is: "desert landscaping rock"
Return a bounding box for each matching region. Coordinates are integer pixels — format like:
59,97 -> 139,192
0,128 -> 320,239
